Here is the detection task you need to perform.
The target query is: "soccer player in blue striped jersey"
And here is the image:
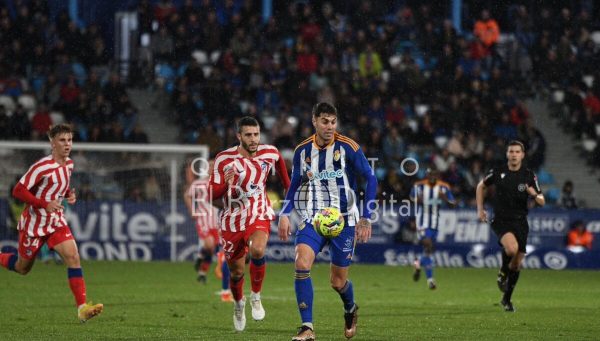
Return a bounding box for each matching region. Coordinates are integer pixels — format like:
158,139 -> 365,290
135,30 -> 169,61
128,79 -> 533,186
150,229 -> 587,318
278,102 -> 377,341
410,167 -> 456,290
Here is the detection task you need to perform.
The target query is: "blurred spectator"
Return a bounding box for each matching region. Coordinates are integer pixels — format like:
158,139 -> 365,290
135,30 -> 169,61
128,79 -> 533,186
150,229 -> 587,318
567,221 -> 593,252
31,103 -> 52,139
560,180 -> 578,210
473,9 -> 500,51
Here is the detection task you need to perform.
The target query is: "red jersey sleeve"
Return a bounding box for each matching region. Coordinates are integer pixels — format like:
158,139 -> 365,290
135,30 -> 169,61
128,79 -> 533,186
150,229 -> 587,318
276,151 -> 290,190
13,183 -> 48,208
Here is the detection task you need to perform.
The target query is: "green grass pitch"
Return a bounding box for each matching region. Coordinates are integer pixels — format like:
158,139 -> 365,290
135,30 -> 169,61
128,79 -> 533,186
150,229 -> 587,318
1,261 -> 599,340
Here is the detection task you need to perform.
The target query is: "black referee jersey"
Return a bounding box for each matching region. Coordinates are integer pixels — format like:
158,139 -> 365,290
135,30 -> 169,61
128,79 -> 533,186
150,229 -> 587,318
483,164 -> 541,219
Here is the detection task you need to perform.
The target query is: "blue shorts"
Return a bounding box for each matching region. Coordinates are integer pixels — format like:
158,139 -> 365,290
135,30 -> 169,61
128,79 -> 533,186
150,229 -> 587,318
418,228 -> 438,242
295,222 -> 356,267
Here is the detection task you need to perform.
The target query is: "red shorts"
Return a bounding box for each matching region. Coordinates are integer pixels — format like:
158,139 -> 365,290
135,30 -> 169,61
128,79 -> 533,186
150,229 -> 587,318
18,226 -> 75,260
197,226 -> 219,243
220,220 -> 271,261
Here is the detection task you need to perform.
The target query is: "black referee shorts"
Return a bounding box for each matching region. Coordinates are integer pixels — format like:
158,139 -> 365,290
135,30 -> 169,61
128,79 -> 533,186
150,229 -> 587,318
491,217 -> 529,253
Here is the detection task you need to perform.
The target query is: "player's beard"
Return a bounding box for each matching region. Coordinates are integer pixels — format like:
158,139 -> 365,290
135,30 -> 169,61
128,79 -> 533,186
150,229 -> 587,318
241,141 -> 258,155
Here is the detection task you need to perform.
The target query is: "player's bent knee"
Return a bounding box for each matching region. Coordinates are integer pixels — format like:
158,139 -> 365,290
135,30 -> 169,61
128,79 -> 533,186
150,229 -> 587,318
295,258 -> 312,271
62,252 -> 81,267
249,245 -> 265,259
330,276 -> 346,291
505,246 -> 519,257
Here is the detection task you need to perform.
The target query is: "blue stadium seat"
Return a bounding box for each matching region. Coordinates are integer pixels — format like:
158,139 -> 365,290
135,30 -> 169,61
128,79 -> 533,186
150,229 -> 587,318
545,187 -> 560,204
537,168 -> 555,185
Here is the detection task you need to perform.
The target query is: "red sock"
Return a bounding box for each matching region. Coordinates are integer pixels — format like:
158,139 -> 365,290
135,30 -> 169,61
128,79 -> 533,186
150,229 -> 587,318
230,275 -> 245,301
0,253 -> 17,271
200,260 -> 211,273
250,258 -> 266,293
67,268 -> 87,306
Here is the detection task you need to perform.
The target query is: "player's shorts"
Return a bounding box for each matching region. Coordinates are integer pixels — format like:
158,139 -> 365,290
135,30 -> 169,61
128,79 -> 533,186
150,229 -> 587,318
295,221 -> 355,267
196,225 -> 219,243
491,216 -> 529,253
220,220 -> 271,261
18,226 -> 75,260
417,228 -> 438,241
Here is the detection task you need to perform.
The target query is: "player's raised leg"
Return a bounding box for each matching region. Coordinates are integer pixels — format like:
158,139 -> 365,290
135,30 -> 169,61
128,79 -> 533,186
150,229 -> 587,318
52,230 -> 103,322
248,225 -> 269,321
0,252 -> 20,272
2,231 -> 44,275
293,243 -> 316,341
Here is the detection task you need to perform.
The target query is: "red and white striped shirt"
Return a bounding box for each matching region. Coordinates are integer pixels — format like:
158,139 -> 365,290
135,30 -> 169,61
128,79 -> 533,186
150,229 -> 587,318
211,144 -> 290,232
187,178 -> 219,232
17,156 -> 73,237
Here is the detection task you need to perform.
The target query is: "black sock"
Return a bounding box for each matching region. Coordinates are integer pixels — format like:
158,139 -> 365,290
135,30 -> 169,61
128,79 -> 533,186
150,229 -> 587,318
503,270 -> 520,302
500,249 -> 510,275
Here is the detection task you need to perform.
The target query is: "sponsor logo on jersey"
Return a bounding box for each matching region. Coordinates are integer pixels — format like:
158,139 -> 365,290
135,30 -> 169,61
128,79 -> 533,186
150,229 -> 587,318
307,169 -> 344,181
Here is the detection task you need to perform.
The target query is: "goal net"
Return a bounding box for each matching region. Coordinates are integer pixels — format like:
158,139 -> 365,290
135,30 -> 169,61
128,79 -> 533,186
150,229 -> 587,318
0,141 -> 208,262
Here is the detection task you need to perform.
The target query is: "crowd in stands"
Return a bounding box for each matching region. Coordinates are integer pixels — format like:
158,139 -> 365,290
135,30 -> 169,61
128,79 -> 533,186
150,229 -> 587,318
143,0 -> 558,206
0,0 -> 149,143
4,0 -> 600,208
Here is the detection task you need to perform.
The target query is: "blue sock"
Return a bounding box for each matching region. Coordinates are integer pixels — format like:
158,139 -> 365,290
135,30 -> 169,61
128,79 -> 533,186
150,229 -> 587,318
295,270 -> 313,324
336,280 -> 355,312
8,254 -> 18,272
222,259 -> 230,290
250,256 -> 266,266
67,267 -> 83,278
420,255 -> 433,279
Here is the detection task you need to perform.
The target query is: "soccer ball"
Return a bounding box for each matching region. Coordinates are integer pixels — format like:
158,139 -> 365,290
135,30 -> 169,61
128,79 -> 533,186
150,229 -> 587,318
312,207 -> 345,238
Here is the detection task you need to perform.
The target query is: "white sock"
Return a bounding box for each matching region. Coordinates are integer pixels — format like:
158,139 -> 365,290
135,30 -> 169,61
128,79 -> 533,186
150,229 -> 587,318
302,322 -> 314,330
251,291 -> 260,300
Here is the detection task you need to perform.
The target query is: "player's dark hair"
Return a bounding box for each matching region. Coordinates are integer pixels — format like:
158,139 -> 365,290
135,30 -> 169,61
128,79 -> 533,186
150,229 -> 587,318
507,140 -> 525,152
47,124 -> 73,139
236,116 -> 260,133
312,102 -> 338,118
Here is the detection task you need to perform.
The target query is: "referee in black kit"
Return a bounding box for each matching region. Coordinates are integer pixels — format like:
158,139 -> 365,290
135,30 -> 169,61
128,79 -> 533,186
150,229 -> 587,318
475,140 -> 545,312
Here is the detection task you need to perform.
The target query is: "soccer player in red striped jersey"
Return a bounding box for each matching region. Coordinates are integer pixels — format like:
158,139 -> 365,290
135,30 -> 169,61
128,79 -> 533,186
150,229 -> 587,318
0,124 -> 103,322
184,159 -> 233,302
210,116 -> 290,331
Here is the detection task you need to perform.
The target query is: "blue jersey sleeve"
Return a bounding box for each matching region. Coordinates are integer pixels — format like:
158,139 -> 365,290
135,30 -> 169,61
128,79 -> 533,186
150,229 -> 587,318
352,147 -> 378,219
280,148 -> 302,216
442,184 -> 456,204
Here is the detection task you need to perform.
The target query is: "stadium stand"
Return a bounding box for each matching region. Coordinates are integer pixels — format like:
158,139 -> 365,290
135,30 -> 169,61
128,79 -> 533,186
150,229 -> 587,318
3,0 -> 600,207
